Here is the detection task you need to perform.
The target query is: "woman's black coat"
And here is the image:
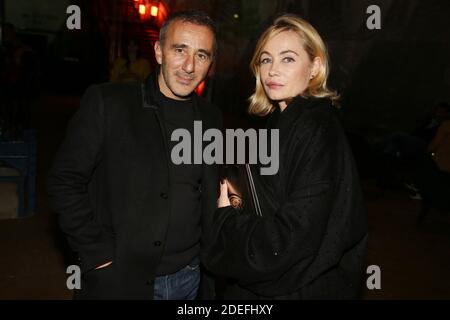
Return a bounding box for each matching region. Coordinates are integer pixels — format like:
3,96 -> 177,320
203,96 -> 368,299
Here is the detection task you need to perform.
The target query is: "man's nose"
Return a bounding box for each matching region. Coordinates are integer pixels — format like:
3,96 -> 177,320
182,54 -> 195,74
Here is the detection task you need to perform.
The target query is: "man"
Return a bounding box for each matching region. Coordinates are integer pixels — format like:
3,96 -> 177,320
47,10 -> 221,299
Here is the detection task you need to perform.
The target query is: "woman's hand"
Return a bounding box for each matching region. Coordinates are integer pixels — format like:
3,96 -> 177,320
217,180 -> 231,208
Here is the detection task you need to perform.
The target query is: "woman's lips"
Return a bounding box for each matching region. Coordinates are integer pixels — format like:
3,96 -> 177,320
265,82 -> 284,90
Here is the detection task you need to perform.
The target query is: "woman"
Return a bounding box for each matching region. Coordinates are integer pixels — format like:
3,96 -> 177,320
203,14 -> 368,299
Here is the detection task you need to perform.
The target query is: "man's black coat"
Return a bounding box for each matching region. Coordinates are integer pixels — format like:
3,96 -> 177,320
47,71 -> 221,299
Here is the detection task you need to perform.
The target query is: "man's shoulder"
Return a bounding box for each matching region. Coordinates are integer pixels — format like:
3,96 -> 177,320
87,81 -> 141,98
82,81 -> 143,115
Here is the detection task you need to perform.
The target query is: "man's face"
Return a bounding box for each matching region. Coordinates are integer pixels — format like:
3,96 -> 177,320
154,20 -> 214,100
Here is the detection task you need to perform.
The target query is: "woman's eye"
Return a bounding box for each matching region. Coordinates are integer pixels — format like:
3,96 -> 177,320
283,57 -> 295,63
260,57 -> 271,64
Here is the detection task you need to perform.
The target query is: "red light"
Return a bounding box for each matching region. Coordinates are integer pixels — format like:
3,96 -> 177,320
195,80 -> 206,96
151,6 -> 158,17
139,4 -> 146,15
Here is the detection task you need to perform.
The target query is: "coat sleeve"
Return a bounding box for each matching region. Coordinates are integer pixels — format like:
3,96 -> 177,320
46,85 -> 114,272
203,114 -> 339,285
199,104 -> 223,299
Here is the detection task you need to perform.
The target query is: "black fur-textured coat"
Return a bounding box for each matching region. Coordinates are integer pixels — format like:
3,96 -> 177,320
203,96 -> 368,299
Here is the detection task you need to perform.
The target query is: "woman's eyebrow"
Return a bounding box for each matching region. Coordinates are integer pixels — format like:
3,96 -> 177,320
279,50 -> 299,56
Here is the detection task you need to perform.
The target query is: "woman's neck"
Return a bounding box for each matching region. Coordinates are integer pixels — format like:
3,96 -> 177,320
278,101 -> 288,112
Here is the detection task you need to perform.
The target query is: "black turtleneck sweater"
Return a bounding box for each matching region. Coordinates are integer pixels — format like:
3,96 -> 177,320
155,92 -> 202,275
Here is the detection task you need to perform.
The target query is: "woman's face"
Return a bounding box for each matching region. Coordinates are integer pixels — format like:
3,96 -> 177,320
259,30 -> 320,110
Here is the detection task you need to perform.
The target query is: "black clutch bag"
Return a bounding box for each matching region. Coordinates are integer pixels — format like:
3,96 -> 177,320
219,164 -> 263,216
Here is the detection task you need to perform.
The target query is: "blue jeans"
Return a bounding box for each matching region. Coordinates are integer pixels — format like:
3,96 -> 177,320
153,258 -> 200,300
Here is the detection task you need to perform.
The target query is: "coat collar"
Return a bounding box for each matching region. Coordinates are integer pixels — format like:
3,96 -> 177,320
267,95 -> 331,130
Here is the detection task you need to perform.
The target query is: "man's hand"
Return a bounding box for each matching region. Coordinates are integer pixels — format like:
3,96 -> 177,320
217,180 -> 231,208
95,261 -> 113,270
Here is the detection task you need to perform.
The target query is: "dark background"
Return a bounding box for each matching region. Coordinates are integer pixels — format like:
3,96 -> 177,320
1,0 -> 449,299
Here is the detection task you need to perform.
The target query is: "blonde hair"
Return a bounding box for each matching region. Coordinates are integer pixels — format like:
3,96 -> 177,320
248,14 -> 339,116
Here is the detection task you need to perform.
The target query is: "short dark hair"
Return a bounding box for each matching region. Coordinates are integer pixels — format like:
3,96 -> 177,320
159,10 -> 217,58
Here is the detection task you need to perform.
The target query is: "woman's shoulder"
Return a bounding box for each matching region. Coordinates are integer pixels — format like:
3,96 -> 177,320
295,97 -> 340,126
289,97 -> 344,143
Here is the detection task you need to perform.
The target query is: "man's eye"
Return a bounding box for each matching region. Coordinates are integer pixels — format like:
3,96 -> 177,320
174,48 -> 184,54
197,53 -> 208,61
